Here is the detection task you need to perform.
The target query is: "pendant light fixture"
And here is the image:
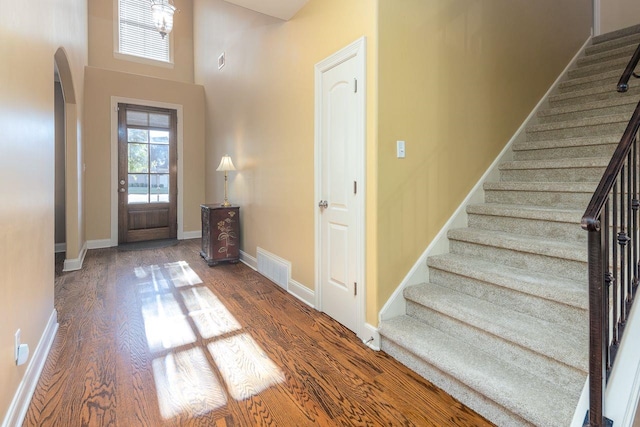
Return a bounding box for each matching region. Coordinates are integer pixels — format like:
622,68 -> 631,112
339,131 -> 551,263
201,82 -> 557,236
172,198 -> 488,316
150,0 -> 176,39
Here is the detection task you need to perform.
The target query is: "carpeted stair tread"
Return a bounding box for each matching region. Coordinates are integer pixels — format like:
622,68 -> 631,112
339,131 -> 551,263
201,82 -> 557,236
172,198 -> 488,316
379,316 -> 579,427
567,55 -> 629,80
529,112 -> 630,132
448,228 -> 585,263
558,70 -> 620,93
467,203 -> 581,224
404,283 -> 587,371
577,42 -> 638,66
538,96 -> 637,121
484,181 -> 597,192
499,157 -> 610,171
514,134 -> 619,152
550,80 -> 640,107
427,252 -> 587,310
591,24 -> 640,46
483,181 -> 597,208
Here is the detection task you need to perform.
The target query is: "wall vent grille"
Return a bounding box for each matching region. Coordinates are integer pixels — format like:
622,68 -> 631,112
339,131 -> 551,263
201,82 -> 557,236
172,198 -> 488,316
257,247 -> 290,290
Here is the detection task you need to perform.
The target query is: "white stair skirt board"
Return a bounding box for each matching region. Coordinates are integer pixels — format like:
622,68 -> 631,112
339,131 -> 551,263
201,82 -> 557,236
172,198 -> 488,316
2,310 -> 58,427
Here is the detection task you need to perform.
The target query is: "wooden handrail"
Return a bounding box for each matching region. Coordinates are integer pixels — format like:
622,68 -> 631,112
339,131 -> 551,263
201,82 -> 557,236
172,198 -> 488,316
617,43 -> 640,92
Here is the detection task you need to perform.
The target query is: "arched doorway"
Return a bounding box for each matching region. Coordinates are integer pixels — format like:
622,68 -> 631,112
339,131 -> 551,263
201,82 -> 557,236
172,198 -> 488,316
53,47 -> 83,271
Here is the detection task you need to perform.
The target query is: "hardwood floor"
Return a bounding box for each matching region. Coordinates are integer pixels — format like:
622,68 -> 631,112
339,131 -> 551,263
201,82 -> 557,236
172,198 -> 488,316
25,239 -> 493,427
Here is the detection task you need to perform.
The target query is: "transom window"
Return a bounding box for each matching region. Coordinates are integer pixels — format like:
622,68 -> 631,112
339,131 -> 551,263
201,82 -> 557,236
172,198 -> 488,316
118,0 -> 171,63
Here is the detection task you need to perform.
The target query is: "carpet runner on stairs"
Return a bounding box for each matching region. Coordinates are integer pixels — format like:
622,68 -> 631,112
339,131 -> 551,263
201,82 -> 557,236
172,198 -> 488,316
378,24 -> 640,427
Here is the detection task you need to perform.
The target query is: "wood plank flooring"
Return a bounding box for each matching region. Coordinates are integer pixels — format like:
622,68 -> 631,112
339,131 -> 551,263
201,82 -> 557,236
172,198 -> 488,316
25,239 -> 494,426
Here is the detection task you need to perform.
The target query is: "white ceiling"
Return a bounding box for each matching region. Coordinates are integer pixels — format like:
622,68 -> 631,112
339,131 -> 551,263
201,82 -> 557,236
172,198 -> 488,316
222,0 -> 309,20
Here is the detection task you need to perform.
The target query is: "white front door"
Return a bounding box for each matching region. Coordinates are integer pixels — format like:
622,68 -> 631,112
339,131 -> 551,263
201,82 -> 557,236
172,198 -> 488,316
316,39 -> 365,335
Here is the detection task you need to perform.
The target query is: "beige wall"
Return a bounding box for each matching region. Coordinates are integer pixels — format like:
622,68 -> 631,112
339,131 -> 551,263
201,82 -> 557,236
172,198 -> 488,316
88,0 -> 194,83
193,0 -> 377,296
600,0 -> 640,33
0,0 -> 87,420
376,0 -> 593,310
84,67 -> 205,241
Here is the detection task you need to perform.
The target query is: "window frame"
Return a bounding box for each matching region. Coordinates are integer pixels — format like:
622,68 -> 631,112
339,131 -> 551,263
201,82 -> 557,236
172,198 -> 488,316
113,0 -> 175,67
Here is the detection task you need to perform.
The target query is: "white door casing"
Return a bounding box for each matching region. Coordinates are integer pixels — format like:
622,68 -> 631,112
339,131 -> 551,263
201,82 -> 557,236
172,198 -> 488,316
315,38 -> 366,338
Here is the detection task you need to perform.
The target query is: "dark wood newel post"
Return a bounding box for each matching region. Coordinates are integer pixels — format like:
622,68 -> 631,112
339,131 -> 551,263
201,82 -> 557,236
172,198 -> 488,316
587,228 -> 606,427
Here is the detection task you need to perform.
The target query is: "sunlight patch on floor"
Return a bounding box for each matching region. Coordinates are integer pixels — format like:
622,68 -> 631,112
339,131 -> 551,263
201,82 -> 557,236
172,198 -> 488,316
181,286 -> 242,339
141,293 -> 197,352
208,333 -> 286,401
152,348 -> 227,419
135,260 -> 285,417
165,260 -> 203,287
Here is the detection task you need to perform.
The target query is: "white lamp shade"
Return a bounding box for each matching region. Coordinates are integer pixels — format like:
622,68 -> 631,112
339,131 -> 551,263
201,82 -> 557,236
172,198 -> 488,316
151,1 -> 176,38
216,155 -> 236,172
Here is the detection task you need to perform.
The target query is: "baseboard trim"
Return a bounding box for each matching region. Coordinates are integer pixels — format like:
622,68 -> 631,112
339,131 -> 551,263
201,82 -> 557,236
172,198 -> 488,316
240,250 -> 258,270
87,239 -> 112,250
2,310 -> 58,427
180,230 -> 202,240
54,243 -> 66,253
63,241 -> 87,271
288,279 -> 315,308
378,34 -> 593,324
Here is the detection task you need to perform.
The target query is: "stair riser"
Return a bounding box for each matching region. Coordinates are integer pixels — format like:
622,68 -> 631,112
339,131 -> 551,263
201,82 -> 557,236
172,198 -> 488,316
405,301 -> 586,389
514,144 -> 617,161
467,213 -> 585,243
537,103 -> 635,124
587,33 -> 640,56
567,58 -> 627,80
558,76 -> 617,94
526,122 -> 627,142
449,240 -> 587,282
577,46 -> 637,67
484,188 -> 593,208
429,267 -> 587,327
550,86 -> 640,108
500,166 -> 606,182
380,338 -> 528,427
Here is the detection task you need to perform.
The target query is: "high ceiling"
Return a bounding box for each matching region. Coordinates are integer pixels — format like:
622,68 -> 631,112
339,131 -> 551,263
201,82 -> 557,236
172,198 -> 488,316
222,0 -> 309,20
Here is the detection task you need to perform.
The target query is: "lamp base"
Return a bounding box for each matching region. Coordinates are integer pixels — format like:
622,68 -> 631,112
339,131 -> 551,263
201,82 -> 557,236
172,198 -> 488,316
220,200 -> 232,207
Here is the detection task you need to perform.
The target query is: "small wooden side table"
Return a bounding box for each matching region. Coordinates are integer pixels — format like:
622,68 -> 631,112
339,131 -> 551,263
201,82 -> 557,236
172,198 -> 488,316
200,204 -> 240,266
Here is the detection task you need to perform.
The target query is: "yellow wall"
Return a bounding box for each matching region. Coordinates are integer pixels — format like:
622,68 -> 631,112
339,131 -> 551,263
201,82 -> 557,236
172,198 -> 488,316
84,67 -> 206,240
600,0 -> 640,33
193,0 -> 378,294
0,0 -> 87,419
88,0 -> 195,83
85,0 -> 205,242
376,0 -> 593,309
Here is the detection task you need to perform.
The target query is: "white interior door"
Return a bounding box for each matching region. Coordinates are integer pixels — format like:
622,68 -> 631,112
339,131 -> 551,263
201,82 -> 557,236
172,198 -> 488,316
316,39 -> 365,335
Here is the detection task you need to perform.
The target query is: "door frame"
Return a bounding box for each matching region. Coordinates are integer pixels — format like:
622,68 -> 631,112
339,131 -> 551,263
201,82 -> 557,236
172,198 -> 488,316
110,96 -> 185,245
314,37 -> 367,340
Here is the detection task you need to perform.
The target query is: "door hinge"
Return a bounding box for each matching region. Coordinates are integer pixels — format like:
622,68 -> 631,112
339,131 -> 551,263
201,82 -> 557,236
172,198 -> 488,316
354,78 -> 358,93
354,181 -> 357,194
354,282 -> 357,296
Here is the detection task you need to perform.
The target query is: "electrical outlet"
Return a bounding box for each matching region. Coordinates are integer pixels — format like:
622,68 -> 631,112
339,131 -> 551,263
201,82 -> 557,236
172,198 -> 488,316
14,329 -> 20,362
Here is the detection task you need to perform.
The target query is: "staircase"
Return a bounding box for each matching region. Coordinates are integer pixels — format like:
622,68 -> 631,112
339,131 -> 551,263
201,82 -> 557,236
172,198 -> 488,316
379,25 -> 640,427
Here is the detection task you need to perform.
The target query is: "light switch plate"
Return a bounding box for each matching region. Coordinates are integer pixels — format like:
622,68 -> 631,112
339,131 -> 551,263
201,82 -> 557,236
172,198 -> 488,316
397,140 -> 406,158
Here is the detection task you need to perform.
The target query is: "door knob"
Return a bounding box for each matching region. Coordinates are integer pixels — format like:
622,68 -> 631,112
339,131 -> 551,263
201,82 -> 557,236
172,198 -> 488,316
119,179 -> 125,185
318,200 -> 328,209
119,188 -> 126,193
